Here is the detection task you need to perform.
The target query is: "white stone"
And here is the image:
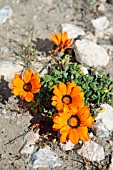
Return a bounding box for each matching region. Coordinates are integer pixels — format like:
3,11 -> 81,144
60,140 -> 75,151
30,146 -> 63,168
20,131 -> 39,155
0,60 -> 23,82
91,16 -> 109,30
83,32 -> 97,43
98,3 -> 106,14
98,0 -> 106,2
24,131 -> 39,144
89,132 -> 93,138
93,121 -> 110,138
20,142 -> 35,155
78,140 -> 105,162
95,27 -> 113,39
0,6 -> 13,24
61,23 -> 85,39
96,104 -> 113,131
80,66 -> 89,75
75,39 -> 109,67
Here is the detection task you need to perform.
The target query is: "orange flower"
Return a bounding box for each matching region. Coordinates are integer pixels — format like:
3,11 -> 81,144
11,68 -> 42,102
51,82 -> 84,112
53,106 -> 94,144
49,31 -> 73,55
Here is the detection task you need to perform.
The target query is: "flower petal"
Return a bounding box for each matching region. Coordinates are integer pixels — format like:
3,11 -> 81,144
52,101 -> 58,107
52,85 -> 62,98
23,69 -> 32,83
69,128 -> 78,144
57,31 -> 62,44
77,127 -> 90,142
62,32 -> 68,43
66,82 -> 76,95
56,103 -> 64,111
68,103 -> 77,112
50,32 -> 59,45
70,86 -> 81,97
59,82 -> 66,95
60,131 -> 69,143
77,106 -> 91,122
81,116 -> 95,127
12,78 -> 24,89
60,125 -> 70,134
51,95 -> 62,102
25,92 -> 34,102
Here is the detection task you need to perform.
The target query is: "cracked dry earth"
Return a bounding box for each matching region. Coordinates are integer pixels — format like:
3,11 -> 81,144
0,0 -> 113,170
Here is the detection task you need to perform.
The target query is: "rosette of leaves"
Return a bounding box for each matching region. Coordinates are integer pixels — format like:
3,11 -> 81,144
41,62 -> 113,112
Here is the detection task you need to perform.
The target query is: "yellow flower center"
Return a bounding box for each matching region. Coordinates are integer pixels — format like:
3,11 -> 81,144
23,83 -> 32,92
62,95 -> 72,105
67,115 -> 80,129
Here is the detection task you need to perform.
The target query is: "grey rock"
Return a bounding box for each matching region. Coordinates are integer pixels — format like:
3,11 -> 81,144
93,121 -> 110,138
30,146 -> 63,168
61,23 -> 85,38
96,104 -> 113,131
20,142 -> 35,155
91,16 -> 109,30
97,3 -> 106,14
98,0 -> 106,3
20,131 -> 39,155
78,140 -> 105,162
0,60 -> 23,82
0,6 -> 13,24
95,27 -> 113,39
83,32 -> 97,43
60,140 -> 75,151
24,131 -> 39,144
75,39 -> 109,67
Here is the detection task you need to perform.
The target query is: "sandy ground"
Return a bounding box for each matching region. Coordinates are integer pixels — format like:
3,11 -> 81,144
0,0 -> 113,169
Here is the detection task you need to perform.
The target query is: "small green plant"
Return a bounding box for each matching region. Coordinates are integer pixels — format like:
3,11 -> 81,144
41,62 -> 113,112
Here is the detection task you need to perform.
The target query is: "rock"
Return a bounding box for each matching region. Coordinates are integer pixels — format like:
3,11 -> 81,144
0,6 -> 13,24
102,45 -> 113,56
20,142 -> 35,155
24,131 -> 39,144
93,121 -> 110,138
60,140 -> 75,151
30,146 -> 63,169
83,32 -> 97,43
96,104 -> 113,131
78,140 -> 105,162
0,60 -> 23,82
91,16 -> 109,30
75,39 -> 109,67
20,131 -> 39,155
79,66 -> 89,75
99,0 -> 106,2
89,132 -> 94,138
97,3 -> 106,14
61,23 -> 85,39
95,27 -> 113,39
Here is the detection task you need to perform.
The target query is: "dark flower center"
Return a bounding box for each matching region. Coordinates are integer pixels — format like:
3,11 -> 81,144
23,83 -> 32,92
67,115 -> 80,129
62,95 -> 72,105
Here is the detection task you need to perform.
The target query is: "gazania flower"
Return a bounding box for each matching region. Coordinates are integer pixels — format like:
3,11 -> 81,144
51,82 -> 84,112
52,106 -> 95,144
49,31 -> 73,55
11,68 -> 42,102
